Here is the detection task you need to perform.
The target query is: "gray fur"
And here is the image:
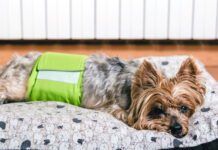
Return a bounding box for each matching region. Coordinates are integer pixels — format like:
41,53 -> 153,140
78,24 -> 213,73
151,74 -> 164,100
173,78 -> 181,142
82,54 -> 139,110
0,52 -> 139,113
0,52 -> 40,102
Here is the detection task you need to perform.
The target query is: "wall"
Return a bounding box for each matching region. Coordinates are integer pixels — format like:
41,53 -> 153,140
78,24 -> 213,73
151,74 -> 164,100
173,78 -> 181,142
0,0 -> 218,40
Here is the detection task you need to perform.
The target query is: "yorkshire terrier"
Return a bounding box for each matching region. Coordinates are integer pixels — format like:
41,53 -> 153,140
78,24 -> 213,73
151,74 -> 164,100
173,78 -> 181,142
0,52 -> 205,138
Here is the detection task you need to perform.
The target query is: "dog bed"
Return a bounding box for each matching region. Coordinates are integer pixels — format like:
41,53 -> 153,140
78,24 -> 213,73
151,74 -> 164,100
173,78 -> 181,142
0,56 -> 217,149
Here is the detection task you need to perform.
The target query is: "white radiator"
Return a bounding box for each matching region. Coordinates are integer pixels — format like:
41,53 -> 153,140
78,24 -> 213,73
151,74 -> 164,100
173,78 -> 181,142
0,0 -> 217,40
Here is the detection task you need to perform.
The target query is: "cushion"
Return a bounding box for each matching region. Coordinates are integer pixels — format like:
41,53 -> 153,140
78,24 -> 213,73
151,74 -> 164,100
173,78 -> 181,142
0,55 -> 217,149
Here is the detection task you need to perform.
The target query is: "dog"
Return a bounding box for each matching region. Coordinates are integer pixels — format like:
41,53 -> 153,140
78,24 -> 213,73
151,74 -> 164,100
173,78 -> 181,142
0,52 -> 205,138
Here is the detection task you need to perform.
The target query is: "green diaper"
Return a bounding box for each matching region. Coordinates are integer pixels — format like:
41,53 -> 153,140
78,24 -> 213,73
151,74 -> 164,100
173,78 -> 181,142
27,52 -> 87,106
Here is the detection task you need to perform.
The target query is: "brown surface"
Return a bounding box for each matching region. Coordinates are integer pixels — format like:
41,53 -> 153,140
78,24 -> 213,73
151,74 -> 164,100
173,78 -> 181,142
0,43 -> 217,80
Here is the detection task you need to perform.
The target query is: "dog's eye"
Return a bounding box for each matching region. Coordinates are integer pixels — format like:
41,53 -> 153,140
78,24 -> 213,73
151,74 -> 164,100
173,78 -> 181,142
180,105 -> 189,113
155,107 -> 164,115
148,107 -> 165,119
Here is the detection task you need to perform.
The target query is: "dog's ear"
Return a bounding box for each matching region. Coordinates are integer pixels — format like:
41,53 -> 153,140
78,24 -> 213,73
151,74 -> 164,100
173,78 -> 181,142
131,60 -> 161,100
177,57 -> 200,77
134,60 -> 161,89
177,57 -> 206,98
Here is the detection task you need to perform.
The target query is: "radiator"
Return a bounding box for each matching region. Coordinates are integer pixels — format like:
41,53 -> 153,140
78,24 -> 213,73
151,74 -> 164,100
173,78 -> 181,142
0,0 -> 217,40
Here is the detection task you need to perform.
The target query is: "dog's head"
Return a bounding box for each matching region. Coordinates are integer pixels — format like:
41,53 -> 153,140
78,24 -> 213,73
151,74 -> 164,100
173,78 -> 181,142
128,58 -> 205,138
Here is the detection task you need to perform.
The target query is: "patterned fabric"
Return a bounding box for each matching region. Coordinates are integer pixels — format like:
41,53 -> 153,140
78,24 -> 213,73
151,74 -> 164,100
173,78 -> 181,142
0,56 -> 217,149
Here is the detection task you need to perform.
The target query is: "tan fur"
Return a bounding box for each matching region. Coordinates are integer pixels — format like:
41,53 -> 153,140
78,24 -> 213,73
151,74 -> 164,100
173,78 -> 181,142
122,58 -> 205,137
123,58 -> 205,138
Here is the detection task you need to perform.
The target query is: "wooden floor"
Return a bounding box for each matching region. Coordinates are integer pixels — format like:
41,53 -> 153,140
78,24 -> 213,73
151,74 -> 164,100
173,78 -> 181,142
0,43 -> 218,80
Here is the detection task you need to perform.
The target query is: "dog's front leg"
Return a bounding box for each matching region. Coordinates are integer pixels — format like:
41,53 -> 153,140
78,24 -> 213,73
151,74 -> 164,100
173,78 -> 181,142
111,107 -> 128,123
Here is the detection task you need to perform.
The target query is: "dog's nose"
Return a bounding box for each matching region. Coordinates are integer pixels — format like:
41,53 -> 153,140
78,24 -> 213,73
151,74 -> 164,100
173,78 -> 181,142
170,122 -> 182,136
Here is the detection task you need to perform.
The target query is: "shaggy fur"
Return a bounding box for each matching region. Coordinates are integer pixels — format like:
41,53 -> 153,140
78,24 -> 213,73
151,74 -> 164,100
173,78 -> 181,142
0,52 -> 205,138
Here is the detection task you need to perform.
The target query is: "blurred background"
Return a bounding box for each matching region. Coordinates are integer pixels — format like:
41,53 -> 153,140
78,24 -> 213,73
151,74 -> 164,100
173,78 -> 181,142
0,0 -> 218,79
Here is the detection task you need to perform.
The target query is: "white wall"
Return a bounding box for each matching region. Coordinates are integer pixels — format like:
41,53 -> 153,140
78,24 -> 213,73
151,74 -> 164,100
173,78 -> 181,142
0,0 -> 218,40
